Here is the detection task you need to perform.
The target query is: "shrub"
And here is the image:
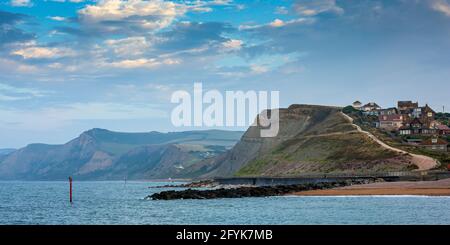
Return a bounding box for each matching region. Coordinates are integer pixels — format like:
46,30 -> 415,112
342,105 -> 359,114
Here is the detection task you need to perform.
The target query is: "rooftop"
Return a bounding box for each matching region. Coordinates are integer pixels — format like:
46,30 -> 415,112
420,138 -> 448,146
363,102 -> 381,108
436,125 -> 450,130
379,114 -> 403,121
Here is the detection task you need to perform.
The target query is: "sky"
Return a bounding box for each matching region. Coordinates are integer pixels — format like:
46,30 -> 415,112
1,0 -> 450,148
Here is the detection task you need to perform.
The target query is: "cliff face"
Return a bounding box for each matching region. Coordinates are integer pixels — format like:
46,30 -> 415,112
204,104 -> 415,177
0,129 -> 243,180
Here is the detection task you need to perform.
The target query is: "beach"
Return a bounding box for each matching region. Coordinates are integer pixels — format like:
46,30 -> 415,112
293,178 -> 450,196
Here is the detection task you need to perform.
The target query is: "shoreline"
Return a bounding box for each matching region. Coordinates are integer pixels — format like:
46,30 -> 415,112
293,178 -> 450,196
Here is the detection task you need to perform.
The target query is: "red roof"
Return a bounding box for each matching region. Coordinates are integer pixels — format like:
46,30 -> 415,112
436,125 -> 450,131
420,138 -> 448,146
379,114 -> 403,121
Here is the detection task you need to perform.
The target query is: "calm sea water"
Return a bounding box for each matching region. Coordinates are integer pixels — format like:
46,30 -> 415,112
1,181 -> 450,224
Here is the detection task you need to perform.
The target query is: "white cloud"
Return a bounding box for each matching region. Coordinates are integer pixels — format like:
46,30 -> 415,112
184,0 -> 241,12
107,58 -> 180,69
76,0 -> 238,34
48,16 -> 67,21
293,0 -> 344,16
0,94 -> 34,101
47,62 -> 78,72
10,0 -> 32,7
0,83 -> 49,101
0,58 -> 38,73
236,4 -> 245,11
250,64 -> 269,74
146,84 -> 171,92
222,39 -> 243,50
275,6 -> 289,15
269,19 -> 285,27
78,0 -> 185,31
47,63 -> 63,69
240,18 -> 312,30
104,36 -> 151,57
190,6 -> 213,12
50,0 -> 85,3
217,51 -> 303,77
210,0 -> 233,5
12,46 -> 76,59
432,0 -> 450,16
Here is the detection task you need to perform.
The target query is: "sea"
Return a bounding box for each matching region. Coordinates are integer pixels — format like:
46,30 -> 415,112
1,181 -> 450,225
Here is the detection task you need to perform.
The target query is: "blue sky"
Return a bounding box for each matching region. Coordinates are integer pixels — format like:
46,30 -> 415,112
1,0 -> 450,148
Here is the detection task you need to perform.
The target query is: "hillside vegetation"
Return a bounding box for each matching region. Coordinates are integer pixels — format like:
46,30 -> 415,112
345,110 -> 450,169
205,104 -> 416,178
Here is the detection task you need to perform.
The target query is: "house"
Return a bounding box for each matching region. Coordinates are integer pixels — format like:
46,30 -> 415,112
436,125 -> 450,135
362,102 -> 381,112
412,107 -> 423,118
420,104 -> 436,126
398,101 -> 418,117
409,118 -> 424,129
361,102 -> 381,116
399,126 -> 412,135
379,114 -> 404,131
398,101 -> 418,111
422,104 -> 436,118
379,107 -> 398,116
419,138 -> 448,152
399,118 -> 438,135
429,120 -> 441,128
405,138 -> 423,145
410,104 -> 435,121
352,101 -> 362,110
421,127 -> 438,135
400,126 -> 438,136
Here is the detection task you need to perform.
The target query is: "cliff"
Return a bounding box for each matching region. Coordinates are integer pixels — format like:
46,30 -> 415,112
203,104 -> 416,177
0,129 -> 243,180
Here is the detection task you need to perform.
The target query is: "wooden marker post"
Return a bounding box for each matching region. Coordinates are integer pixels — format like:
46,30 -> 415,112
69,176 -> 73,204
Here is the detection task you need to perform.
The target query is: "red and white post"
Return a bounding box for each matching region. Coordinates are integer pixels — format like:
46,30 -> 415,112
69,176 -> 73,204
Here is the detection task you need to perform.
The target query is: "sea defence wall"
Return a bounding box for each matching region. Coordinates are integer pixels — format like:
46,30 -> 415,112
214,177 -> 385,186
214,171 -> 450,186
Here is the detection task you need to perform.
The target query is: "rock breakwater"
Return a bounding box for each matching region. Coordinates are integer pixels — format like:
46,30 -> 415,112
148,178 -> 382,200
